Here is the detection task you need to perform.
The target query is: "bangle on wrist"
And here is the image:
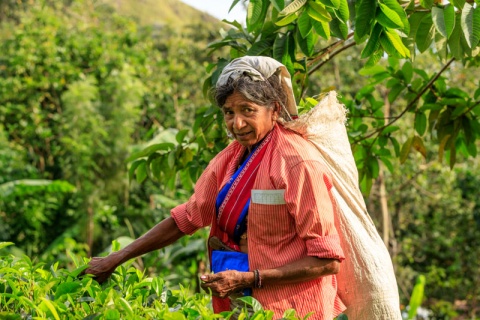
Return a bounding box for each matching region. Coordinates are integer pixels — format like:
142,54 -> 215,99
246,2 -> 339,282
253,269 -> 262,289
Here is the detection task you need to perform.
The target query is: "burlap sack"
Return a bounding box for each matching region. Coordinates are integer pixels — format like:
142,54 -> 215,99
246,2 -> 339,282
284,91 -> 402,319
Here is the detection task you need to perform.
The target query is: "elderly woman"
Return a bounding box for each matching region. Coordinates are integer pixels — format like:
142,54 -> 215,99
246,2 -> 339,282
85,56 -> 345,319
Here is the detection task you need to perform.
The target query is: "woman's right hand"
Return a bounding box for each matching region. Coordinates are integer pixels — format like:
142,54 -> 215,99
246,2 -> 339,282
83,256 -> 119,284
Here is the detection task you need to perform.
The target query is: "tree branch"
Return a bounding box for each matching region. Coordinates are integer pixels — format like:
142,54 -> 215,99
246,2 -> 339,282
307,40 -> 357,77
353,57 -> 455,143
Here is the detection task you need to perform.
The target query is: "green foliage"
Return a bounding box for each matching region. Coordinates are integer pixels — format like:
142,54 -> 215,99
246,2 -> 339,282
198,0 -> 480,197
407,275 -> 426,319
0,248 -> 306,319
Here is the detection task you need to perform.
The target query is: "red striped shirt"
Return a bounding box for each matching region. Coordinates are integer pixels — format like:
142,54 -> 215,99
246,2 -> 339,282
172,124 -> 346,319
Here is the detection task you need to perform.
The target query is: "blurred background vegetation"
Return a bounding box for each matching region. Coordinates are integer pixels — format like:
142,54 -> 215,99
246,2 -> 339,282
0,0 -> 479,319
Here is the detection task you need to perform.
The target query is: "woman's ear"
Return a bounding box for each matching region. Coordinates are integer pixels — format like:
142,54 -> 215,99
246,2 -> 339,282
272,102 -> 281,120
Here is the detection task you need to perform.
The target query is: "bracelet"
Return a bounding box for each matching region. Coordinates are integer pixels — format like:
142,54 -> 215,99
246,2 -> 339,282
253,269 -> 262,289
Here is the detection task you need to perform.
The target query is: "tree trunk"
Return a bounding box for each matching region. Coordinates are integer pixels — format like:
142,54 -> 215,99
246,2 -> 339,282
87,200 -> 94,257
381,91 -> 391,248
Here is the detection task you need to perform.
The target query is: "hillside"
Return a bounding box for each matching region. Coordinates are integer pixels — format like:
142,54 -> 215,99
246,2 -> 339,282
98,0 -> 221,27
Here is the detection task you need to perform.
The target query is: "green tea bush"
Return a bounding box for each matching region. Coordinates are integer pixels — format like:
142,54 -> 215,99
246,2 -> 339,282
0,242 -> 307,320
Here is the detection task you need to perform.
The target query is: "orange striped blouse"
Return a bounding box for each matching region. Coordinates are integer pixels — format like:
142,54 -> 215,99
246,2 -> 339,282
171,124 -> 346,319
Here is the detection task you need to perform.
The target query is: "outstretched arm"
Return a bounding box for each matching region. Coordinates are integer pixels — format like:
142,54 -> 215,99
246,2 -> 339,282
200,256 -> 340,298
84,217 -> 185,283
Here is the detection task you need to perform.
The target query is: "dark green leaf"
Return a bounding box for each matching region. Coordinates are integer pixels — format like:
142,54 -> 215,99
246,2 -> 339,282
444,5 -> 456,38
273,33 -> 288,60
448,14 -> 464,59
415,112 -> 428,136
126,143 -> 175,162
354,0 -> 377,41
335,0 -> 350,24
136,160 -> 148,184
272,0 -> 285,11
402,61 -> 413,83
247,39 -> 273,55
415,13 -> 435,53
366,48 -> 384,66
128,159 -> 144,183
419,0 -> 434,9
450,0 -> 465,9
297,27 -> 317,56
388,83 -> 404,103
330,17 -> 349,39
361,24 -> 383,58
318,0 -> 341,9
298,10 -> 313,38
54,282 -> 81,300
247,0 -> 263,27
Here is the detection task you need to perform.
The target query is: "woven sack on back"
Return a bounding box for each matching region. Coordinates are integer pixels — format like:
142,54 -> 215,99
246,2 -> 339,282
284,91 -> 402,320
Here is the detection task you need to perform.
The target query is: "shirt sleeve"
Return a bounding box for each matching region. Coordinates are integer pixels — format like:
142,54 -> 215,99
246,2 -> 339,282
171,163 -> 218,235
284,160 -> 345,261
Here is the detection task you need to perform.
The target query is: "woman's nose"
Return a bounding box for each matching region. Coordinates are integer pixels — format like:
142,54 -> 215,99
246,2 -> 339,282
233,114 -> 246,130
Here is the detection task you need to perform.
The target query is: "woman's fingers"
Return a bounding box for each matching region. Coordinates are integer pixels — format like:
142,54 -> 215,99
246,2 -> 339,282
83,257 -> 115,284
200,271 -> 244,298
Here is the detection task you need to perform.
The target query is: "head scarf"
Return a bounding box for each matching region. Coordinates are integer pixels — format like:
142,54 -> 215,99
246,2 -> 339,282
216,56 -> 298,119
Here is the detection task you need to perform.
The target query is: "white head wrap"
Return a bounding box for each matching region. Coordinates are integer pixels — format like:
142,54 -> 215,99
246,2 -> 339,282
216,56 -> 298,119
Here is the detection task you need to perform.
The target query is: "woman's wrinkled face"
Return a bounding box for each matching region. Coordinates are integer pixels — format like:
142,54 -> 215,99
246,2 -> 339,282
222,91 -> 278,150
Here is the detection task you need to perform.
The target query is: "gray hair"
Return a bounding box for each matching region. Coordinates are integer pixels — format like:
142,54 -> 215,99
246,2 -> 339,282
214,73 -> 290,121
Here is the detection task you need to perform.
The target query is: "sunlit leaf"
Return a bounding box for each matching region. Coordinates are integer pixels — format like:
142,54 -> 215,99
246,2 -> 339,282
336,0 -> 350,24
461,3 -> 480,48
377,3 -> 404,29
276,13 -> 299,26
382,29 -> 410,58
279,0 -> 307,15
382,0 -> 410,34
432,7 -> 448,38
40,298 -> 60,320
0,242 -> 15,250
307,4 -> 332,22
311,19 -> 331,39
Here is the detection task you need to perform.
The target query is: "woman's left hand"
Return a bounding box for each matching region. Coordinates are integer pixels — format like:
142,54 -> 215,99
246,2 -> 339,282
200,270 -> 253,298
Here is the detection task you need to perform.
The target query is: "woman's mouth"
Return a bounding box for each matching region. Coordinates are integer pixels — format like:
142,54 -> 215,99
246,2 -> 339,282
235,131 -> 252,139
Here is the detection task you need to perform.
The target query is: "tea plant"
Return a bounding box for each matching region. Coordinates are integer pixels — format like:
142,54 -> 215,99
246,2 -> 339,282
0,242 -> 309,319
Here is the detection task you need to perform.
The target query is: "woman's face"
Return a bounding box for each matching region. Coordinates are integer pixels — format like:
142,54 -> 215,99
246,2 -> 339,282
222,91 -> 278,150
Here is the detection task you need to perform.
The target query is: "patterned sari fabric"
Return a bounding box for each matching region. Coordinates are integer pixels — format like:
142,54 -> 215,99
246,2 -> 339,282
215,130 -> 273,249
